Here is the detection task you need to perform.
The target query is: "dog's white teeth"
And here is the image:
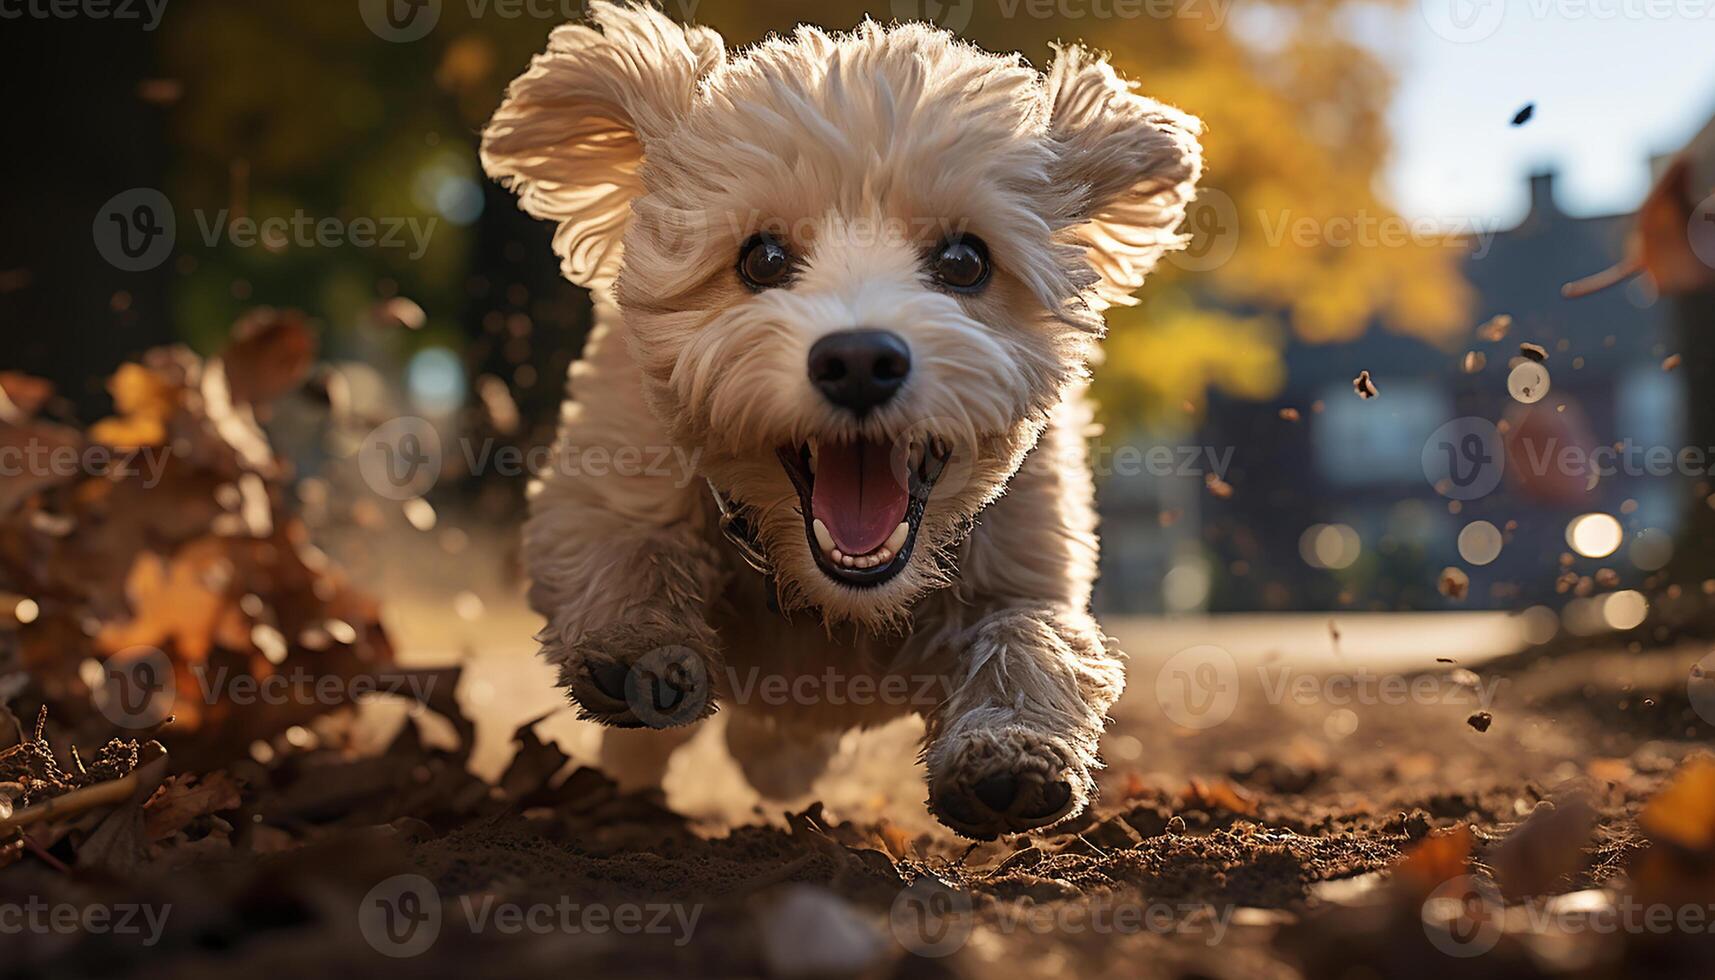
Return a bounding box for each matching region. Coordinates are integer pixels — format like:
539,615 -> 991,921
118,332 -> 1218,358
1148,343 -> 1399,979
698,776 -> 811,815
884,522 -> 909,554
813,519 -> 835,554
831,548 -> 845,563
841,553 -> 856,568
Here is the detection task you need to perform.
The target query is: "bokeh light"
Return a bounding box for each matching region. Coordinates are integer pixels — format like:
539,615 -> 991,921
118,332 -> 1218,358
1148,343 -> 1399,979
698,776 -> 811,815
1457,521 -> 1503,565
1566,513 -> 1623,559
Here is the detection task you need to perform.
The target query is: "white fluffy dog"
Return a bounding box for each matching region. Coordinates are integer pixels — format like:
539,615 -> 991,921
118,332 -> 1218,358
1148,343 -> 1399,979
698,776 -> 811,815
482,2 -> 1201,839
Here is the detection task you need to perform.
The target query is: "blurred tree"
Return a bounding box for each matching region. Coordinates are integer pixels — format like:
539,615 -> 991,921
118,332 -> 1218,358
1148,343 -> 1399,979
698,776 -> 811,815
0,19 -> 174,417
154,0 -> 1472,436
702,0 -> 1474,433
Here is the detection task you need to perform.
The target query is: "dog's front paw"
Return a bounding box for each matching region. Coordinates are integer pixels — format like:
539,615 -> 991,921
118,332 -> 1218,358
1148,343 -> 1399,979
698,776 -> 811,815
924,724 -> 1092,840
548,623 -> 718,729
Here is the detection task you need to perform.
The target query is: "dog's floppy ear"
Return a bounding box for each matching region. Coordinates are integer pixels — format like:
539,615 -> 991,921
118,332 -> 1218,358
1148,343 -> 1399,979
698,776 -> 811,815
481,2 -> 724,286
1046,44 -> 1203,308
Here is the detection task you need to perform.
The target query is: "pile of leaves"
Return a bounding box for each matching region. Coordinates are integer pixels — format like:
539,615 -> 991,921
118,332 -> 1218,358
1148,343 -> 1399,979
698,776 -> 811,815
0,310 -> 392,766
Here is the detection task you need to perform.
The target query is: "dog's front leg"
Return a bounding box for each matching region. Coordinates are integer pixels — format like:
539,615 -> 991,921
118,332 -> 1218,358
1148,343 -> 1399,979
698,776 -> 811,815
525,320 -> 725,729
923,395 -> 1126,839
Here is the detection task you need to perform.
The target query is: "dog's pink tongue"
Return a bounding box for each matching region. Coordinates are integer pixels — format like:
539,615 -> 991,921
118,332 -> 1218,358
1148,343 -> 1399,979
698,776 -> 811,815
811,439 -> 908,556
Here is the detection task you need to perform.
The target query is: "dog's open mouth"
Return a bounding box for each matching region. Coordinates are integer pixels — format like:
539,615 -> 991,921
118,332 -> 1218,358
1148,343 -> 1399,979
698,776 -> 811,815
777,436 -> 950,587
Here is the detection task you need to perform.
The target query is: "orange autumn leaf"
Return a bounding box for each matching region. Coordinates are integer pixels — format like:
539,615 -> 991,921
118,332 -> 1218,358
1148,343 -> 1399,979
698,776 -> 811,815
0,372 -> 55,420
1180,776 -> 1258,815
1639,757 -> 1715,853
220,309 -> 316,405
98,538 -> 249,664
1393,824 -> 1474,896
89,363 -> 178,449
1564,153 -> 1715,298
143,771 -> 243,841
1636,156 -> 1715,295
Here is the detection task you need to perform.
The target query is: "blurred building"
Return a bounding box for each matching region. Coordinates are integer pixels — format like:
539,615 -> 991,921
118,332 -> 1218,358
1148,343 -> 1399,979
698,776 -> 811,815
1099,156 -> 1705,616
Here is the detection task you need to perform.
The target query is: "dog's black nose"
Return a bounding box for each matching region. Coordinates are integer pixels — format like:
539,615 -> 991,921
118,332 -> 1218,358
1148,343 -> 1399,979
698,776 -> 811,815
807,329 -> 911,414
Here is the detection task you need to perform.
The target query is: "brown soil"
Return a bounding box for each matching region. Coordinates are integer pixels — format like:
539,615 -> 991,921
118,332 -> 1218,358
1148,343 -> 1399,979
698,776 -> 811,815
6,639 -> 1713,980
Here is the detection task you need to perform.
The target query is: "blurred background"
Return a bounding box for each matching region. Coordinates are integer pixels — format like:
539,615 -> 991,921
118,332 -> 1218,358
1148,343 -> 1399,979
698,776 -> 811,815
3,0 -> 1715,655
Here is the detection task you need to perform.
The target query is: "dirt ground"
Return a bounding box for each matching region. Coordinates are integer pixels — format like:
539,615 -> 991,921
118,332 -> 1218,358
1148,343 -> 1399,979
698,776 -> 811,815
7,619 -> 1714,979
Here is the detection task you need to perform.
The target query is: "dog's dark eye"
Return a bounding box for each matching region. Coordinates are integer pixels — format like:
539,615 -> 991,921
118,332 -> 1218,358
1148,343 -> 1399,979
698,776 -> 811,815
930,236 -> 990,292
738,235 -> 794,290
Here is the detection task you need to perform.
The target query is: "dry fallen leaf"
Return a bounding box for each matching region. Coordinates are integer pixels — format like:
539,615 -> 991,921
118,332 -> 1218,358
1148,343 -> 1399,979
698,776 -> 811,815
97,538 -> 249,667
144,771 -> 243,841
1564,154 -> 1715,298
1180,776 -> 1258,815
1439,567 -> 1470,600
1488,793 -> 1596,899
221,309 -> 316,405
1477,314 -> 1512,342
90,363 -> 178,449
1639,756 -> 1715,852
1393,824 -> 1474,896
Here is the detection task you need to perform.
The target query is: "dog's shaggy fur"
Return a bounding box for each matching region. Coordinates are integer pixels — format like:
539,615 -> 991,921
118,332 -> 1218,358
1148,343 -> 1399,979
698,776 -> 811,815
482,2 -> 1201,838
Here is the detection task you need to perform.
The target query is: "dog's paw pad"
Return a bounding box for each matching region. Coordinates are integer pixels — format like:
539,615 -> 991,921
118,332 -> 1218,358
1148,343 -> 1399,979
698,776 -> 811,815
557,627 -> 716,729
927,727 -> 1090,840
